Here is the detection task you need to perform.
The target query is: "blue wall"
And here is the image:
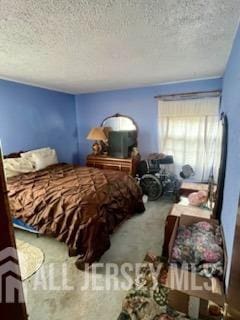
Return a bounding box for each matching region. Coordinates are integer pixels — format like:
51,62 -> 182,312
0,78 -> 222,166
220,25 -> 240,286
75,78 -> 222,164
0,80 -> 78,163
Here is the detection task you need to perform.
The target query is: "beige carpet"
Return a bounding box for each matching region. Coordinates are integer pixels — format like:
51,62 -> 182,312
15,199 -> 172,319
16,239 -> 44,280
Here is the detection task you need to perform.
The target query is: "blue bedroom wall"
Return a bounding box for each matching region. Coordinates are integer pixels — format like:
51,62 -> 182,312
220,25 -> 240,286
75,78 -> 222,164
0,79 -> 78,163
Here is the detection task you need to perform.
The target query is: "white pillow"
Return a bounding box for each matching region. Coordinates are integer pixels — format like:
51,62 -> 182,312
21,147 -> 51,157
4,158 -> 35,178
32,149 -> 58,170
20,148 -> 52,166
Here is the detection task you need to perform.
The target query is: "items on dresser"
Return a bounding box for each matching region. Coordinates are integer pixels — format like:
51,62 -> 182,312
188,190 -> 208,206
86,154 -> 139,176
176,181 -> 218,215
86,127 -> 108,155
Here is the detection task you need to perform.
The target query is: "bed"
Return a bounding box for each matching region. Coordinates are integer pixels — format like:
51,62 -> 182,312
7,161 -> 144,268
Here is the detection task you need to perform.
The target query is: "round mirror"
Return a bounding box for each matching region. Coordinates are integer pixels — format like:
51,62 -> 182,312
101,113 -> 137,131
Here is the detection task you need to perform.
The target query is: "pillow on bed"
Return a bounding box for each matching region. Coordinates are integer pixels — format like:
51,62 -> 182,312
20,147 -> 54,167
4,157 -> 35,178
20,147 -> 51,163
32,149 -> 58,170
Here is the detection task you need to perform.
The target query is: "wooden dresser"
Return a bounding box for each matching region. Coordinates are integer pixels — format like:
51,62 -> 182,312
86,154 -> 139,176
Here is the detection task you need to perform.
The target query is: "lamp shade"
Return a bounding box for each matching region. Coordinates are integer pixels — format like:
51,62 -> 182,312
86,127 -> 107,141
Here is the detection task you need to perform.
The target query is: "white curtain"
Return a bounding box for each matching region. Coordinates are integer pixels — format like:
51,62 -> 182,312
158,97 -> 221,182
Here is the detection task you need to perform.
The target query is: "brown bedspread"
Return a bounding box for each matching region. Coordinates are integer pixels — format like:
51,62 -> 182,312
7,164 -> 144,265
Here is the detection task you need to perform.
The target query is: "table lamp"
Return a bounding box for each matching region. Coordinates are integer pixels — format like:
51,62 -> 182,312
86,127 -> 107,155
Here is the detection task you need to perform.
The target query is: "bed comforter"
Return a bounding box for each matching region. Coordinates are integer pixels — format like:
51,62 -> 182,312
7,164 -> 145,266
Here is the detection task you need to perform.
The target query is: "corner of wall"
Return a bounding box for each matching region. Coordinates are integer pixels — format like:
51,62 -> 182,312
74,94 -> 81,164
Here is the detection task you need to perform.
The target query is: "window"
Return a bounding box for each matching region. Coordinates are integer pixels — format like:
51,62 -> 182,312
158,97 -> 221,182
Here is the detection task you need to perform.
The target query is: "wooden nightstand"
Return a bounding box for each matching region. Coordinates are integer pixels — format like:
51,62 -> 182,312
86,154 -> 139,176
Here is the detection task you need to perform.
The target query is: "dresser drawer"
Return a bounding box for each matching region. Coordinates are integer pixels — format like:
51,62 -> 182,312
86,155 -> 139,176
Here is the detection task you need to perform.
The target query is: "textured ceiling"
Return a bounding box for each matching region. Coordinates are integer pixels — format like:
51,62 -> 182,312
0,0 -> 240,94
